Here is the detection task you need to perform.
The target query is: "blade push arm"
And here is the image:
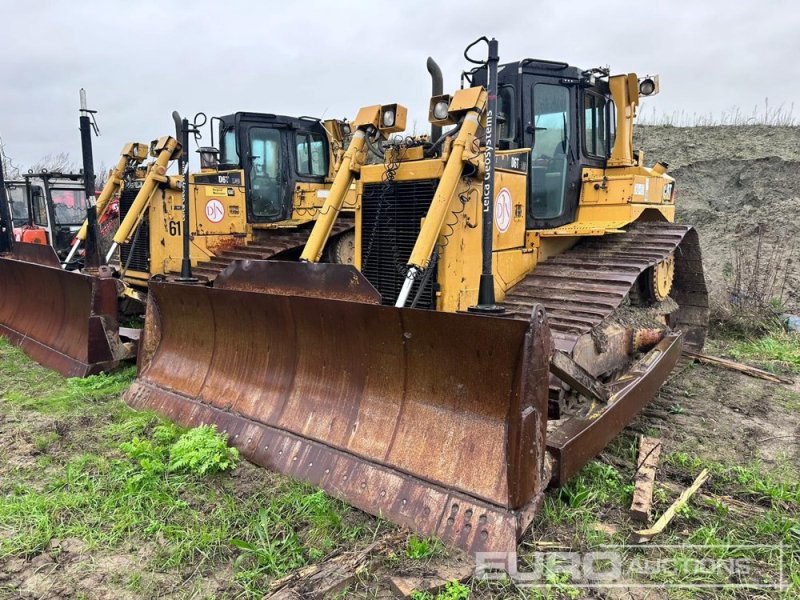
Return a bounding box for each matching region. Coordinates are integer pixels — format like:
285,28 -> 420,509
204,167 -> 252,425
64,143 -> 149,267
396,87 -> 487,307
105,136 -> 180,264
300,104 -> 407,263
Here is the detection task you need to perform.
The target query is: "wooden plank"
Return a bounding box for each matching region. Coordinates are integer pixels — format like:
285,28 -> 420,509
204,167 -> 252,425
683,350 -> 794,385
388,563 -> 474,598
660,481 -> 766,517
266,532 -> 404,598
550,350 -> 609,402
629,436 -> 662,523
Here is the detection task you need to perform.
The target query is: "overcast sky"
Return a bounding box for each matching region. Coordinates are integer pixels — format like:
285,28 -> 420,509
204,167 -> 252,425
1,0 -> 798,170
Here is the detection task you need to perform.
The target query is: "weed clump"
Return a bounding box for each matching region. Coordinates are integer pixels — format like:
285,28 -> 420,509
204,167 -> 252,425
405,534 -> 440,560
169,425 -> 239,475
411,580 -> 470,600
121,424 -> 238,477
712,225 -> 795,338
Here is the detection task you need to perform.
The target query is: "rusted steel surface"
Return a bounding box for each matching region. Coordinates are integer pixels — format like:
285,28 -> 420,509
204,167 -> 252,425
126,280 -> 552,553
0,255 -> 123,376
546,333 -> 682,486
214,262 -> 381,304
10,241 -> 61,267
549,350 -> 609,403
192,223 -> 354,280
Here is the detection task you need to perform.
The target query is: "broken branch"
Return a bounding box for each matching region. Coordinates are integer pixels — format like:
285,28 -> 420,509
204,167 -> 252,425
683,350 -> 794,385
635,468 -> 710,542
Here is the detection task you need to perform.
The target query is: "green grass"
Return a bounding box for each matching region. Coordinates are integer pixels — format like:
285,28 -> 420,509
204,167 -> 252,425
775,388 -> 800,412
0,337 -> 377,598
726,332 -> 800,374
473,436 -> 799,598
410,580 -> 471,600
2,333 -> 798,598
405,534 -> 443,560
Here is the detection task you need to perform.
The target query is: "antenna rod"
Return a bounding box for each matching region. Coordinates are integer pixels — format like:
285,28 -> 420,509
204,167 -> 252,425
78,88 -> 101,269
173,111 -> 196,281
469,38 -> 504,314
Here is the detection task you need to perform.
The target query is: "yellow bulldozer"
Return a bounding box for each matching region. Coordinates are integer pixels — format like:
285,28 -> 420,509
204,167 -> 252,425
0,93 -> 373,375
102,111 -> 359,293
125,38 -> 709,554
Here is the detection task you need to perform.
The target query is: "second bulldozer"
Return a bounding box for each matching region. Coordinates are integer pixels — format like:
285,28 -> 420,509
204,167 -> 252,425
127,40 -> 708,554
107,111 -> 359,291
0,106 -> 360,376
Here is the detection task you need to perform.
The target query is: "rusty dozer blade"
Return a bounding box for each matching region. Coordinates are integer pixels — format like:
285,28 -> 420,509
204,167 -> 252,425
125,262 -> 552,553
9,241 -> 63,267
0,243 -> 131,377
546,332 -> 683,486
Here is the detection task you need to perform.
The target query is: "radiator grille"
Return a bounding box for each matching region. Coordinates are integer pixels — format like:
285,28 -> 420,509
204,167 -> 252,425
361,179 -> 438,308
119,185 -> 149,273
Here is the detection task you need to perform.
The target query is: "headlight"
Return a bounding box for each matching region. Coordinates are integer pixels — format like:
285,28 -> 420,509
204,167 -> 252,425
382,109 -> 395,128
433,100 -> 449,121
638,76 -> 658,96
341,122 -> 351,136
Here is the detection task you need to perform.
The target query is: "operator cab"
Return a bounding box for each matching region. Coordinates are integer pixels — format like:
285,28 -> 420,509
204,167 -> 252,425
7,172 -> 87,257
216,112 -> 331,224
470,60 -> 616,229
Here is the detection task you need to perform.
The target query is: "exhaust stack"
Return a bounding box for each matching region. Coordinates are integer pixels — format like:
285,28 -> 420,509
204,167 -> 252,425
426,57 -> 443,142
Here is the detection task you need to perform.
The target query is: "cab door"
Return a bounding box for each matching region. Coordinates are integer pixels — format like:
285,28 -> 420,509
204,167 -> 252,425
523,79 -> 582,229
243,125 -> 292,223
29,181 -> 53,241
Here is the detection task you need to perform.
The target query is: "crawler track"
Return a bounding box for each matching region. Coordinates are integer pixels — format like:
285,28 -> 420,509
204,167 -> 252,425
502,221 -> 709,354
192,222 -> 354,281
501,221 -> 709,484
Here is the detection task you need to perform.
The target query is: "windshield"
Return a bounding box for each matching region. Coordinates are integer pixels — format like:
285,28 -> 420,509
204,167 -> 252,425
6,185 -> 30,222
50,188 -> 87,225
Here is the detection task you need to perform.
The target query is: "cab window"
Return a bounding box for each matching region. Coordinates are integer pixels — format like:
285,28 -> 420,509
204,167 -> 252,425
608,100 -> 617,154
221,126 -> 239,165
31,186 -> 48,226
51,189 -> 87,225
6,185 -> 29,222
530,83 -> 570,220
583,92 -> 612,157
248,127 -> 284,219
295,132 -> 327,177
497,85 -> 516,143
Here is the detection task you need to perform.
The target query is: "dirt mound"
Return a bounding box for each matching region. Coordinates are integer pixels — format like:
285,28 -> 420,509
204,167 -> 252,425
634,125 -> 800,168
634,126 -> 800,310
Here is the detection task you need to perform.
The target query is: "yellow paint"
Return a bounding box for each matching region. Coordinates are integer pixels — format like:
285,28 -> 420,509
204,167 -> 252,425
76,142 -> 148,242
116,112 -> 357,287
343,73 -> 679,314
